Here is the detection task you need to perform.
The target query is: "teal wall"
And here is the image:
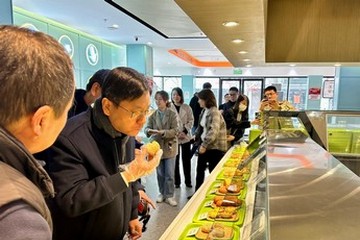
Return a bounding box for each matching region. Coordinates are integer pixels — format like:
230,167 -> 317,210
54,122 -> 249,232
181,75 -> 195,103
306,75 -> 322,110
0,0 -> 13,24
334,67 -> 360,110
13,8 -> 126,89
127,44 -> 153,76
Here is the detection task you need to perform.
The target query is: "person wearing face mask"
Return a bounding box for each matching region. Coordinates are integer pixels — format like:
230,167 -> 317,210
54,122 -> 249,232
223,94 -> 251,145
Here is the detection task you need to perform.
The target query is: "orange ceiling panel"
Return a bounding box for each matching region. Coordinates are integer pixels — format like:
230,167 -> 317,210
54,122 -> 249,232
169,49 -> 233,67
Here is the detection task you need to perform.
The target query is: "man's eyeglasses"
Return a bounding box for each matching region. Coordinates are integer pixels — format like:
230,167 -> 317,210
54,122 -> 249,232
265,92 -> 276,97
118,105 -> 150,119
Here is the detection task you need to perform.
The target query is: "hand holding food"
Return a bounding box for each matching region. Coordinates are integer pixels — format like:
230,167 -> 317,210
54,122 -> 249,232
144,141 -> 160,159
121,147 -> 163,182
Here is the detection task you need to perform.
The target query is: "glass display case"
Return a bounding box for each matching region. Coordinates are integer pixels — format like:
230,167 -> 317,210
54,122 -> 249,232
265,126 -> 360,240
326,113 -> 360,154
160,141 -> 268,240
267,110 -> 360,176
161,115 -> 360,240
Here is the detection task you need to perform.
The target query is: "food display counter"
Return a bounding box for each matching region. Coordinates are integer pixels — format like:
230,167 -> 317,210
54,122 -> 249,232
160,141 -> 267,240
266,130 -> 360,239
161,115 -> 360,240
266,110 -> 360,176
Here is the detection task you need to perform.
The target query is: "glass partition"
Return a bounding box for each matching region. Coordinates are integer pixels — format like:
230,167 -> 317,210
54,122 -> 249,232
326,114 -> 360,154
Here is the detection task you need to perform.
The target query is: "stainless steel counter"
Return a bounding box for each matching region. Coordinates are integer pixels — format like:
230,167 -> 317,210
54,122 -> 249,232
160,129 -> 360,239
267,137 -> 360,239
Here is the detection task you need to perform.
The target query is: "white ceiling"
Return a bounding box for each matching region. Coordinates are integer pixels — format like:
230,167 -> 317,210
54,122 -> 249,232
12,0 -> 360,70
12,0 -> 228,68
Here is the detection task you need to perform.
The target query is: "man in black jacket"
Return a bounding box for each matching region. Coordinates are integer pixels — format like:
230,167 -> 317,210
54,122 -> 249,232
68,69 -> 110,118
189,82 -> 212,157
46,67 -> 162,240
189,82 -> 212,134
221,86 -> 239,112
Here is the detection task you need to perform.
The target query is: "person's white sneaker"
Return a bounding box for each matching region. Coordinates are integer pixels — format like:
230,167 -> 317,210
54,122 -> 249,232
165,197 -> 177,206
156,194 -> 164,203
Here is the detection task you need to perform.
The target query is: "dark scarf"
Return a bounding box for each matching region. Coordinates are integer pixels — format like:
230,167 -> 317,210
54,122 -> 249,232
92,99 -> 131,166
0,127 -> 54,198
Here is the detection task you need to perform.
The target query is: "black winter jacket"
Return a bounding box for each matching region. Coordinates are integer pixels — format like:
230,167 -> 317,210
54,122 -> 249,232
46,108 -> 139,240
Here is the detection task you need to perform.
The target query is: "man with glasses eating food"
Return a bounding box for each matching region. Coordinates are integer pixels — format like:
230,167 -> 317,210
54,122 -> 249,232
259,85 -> 295,111
45,67 -> 162,240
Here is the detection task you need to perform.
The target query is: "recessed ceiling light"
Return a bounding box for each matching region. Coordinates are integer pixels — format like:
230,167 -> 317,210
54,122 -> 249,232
289,64 -> 296,67
222,21 -> 239,27
108,24 -> 119,30
147,42 -> 153,45
243,59 -> 250,62
232,39 -> 244,44
246,64 -> 252,68
238,51 -> 247,54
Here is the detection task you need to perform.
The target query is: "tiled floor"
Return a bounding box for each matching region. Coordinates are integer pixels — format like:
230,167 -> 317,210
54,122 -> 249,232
139,155 -> 208,240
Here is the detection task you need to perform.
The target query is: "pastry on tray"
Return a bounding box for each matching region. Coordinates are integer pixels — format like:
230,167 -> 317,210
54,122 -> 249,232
222,167 -> 250,178
216,179 -> 244,195
212,196 -> 243,208
195,223 -> 234,240
207,207 -> 238,221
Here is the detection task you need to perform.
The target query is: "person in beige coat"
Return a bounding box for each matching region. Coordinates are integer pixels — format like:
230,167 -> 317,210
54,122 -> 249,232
170,87 -> 194,188
145,91 -> 179,206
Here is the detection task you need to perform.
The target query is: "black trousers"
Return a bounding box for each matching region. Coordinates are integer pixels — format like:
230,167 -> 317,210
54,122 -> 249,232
195,149 -> 225,190
174,142 -> 192,186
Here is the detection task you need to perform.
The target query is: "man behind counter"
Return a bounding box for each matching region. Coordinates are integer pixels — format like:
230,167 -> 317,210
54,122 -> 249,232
259,85 -> 295,111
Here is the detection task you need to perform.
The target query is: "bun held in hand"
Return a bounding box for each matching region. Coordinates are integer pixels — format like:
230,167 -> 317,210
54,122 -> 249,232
144,141 -> 160,159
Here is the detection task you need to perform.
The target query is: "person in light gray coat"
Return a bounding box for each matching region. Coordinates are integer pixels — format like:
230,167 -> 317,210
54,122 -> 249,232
145,91 -> 179,206
170,87 -> 194,188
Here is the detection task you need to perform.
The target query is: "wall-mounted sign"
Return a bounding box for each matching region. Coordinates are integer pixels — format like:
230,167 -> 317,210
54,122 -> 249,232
86,44 -> 99,66
58,35 -> 74,59
322,80 -> 334,98
308,87 -> 321,100
20,23 -> 38,31
233,68 -> 243,75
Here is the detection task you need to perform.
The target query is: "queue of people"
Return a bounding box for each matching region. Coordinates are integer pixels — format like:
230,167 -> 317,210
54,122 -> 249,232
0,26 -> 163,240
0,25 -> 297,240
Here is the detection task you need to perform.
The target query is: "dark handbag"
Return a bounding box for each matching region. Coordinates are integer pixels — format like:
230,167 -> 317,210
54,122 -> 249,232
234,120 -> 251,129
240,121 -> 251,129
137,199 -> 151,232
